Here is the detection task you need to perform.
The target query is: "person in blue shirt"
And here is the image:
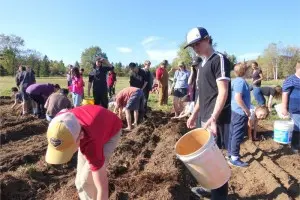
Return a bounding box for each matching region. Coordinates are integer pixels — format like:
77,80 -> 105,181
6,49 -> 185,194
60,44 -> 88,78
228,63 -> 251,167
172,61 -> 190,117
282,61 -> 300,153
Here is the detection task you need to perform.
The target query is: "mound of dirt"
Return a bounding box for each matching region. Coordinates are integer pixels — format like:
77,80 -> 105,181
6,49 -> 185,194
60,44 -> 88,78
1,100 -> 299,200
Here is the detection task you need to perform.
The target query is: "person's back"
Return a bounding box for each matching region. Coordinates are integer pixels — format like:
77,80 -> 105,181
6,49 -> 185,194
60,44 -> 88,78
130,68 -> 146,89
45,92 -> 72,118
26,83 -> 54,97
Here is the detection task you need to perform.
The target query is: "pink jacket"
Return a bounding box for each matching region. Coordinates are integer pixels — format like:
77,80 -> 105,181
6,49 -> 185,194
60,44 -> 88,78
69,76 -> 84,95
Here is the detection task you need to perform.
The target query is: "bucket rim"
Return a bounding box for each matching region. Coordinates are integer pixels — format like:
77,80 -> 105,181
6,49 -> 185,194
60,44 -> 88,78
175,128 -> 213,158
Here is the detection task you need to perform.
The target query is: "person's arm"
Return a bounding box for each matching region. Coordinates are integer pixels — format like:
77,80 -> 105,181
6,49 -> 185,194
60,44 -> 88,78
188,68 -> 194,85
235,93 -> 251,117
267,95 -> 273,111
44,96 -> 50,109
141,81 -> 148,90
282,92 -> 289,116
11,98 -> 18,109
92,166 -> 109,200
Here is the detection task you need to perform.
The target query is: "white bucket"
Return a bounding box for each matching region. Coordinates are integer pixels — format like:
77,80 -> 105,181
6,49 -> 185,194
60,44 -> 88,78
175,128 -> 231,190
273,120 -> 294,144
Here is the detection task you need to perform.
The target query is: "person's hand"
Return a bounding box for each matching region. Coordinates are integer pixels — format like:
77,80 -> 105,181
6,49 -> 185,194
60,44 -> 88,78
203,116 -> 217,136
187,113 -> 197,128
244,109 -> 251,117
282,107 -> 289,117
268,107 -> 272,112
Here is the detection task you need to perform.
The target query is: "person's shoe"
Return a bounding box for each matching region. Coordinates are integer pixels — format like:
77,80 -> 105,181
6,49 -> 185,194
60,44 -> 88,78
191,187 -> 211,198
228,158 -> 249,168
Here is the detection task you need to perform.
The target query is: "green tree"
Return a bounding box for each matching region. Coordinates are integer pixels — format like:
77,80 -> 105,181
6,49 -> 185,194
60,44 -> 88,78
224,52 -> 237,70
40,55 -> 50,77
23,49 -> 42,77
0,34 -> 24,75
81,46 -> 108,73
172,42 -> 193,68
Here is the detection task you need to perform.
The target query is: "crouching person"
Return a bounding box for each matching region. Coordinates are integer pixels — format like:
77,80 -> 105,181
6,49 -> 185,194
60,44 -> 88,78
11,87 -> 23,111
26,83 -> 61,118
45,105 -> 122,200
115,87 -> 144,130
44,88 -> 72,122
248,105 -> 269,141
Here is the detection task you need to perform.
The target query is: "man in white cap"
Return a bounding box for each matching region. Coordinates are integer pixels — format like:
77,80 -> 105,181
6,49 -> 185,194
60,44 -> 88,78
45,105 -> 122,200
185,27 -> 231,200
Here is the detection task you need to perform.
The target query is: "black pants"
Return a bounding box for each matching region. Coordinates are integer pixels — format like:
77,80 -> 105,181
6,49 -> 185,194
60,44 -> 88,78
211,182 -> 228,200
108,86 -> 115,98
93,90 -> 108,108
143,89 -> 150,114
28,93 -> 45,115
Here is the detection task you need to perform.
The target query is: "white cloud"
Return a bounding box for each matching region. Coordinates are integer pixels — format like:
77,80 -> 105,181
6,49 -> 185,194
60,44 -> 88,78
116,47 -> 132,53
237,52 -> 261,61
146,49 -> 177,63
141,36 -> 163,46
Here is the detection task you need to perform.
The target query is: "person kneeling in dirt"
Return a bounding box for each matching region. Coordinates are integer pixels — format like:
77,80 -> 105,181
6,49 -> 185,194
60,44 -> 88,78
26,83 -> 61,119
45,105 -> 122,200
115,87 -> 145,131
11,87 -> 23,111
44,88 -> 72,122
248,105 -> 269,141
172,95 -> 194,119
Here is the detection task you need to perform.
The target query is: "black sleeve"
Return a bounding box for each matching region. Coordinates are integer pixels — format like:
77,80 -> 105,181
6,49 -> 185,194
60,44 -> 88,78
129,75 -> 133,86
212,54 -> 231,81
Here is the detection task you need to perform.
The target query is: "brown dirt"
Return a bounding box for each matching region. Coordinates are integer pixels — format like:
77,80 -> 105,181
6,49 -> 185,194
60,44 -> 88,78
0,99 -> 299,200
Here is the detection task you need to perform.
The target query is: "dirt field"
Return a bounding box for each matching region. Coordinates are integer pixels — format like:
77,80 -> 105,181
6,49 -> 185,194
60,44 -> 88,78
0,97 -> 299,200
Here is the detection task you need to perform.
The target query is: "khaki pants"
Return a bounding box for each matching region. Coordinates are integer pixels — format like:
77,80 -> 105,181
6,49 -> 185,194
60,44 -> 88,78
159,85 -> 168,105
75,130 -> 121,200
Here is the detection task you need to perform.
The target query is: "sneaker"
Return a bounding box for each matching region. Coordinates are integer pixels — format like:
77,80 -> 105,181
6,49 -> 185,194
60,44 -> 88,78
191,187 -> 211,198
225,155 -> 231,160
228,158 -> 249,168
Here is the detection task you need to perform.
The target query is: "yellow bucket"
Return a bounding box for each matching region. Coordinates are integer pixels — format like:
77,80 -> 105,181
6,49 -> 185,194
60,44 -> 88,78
82,98 -> 94,105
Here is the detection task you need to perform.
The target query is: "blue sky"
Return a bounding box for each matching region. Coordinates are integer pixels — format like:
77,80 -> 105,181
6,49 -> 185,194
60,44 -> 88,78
1,0 -> 299,66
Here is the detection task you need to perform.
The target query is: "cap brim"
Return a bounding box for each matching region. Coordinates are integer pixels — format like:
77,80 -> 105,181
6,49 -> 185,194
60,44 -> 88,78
184,38 -> 203,49
45,143 -> 77,164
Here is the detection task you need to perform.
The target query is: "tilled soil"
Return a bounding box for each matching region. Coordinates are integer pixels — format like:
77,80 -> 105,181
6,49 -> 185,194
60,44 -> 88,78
0,98 -> 299,200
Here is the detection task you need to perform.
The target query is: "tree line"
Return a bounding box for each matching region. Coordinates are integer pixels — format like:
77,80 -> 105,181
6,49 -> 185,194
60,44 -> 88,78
1,34 -> 299,79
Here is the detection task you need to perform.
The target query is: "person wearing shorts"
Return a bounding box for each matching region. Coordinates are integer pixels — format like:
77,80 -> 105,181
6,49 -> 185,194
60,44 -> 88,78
172,61 -> 190,117
45,105 -> 122,200
115,87 -> 144,130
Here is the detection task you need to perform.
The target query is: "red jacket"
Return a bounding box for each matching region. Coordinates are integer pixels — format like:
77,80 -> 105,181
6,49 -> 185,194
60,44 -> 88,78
107,72 -> 117,87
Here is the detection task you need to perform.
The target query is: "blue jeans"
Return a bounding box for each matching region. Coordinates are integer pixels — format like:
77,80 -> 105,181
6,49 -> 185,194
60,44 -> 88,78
228,111 -> 248,157
291,113 -> 300,148
72,93 -> 82,107
252,87 -> 266,106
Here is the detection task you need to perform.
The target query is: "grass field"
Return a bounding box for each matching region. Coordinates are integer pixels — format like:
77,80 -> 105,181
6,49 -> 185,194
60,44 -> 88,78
0,76 -> 173,112
0,76 -> 284,115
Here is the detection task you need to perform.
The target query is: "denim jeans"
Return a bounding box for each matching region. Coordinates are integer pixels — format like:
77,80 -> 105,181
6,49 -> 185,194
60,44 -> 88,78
291,113 -> 300,149
252,87 -> 266,106
228,111 -> 248,157
72,93 -> 82,107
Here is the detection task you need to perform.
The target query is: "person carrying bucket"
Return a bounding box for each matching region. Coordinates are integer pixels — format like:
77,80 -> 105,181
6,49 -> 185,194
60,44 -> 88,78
282,60 -> 300,154
185,27 -> 231,200
44,105 -> 122,200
